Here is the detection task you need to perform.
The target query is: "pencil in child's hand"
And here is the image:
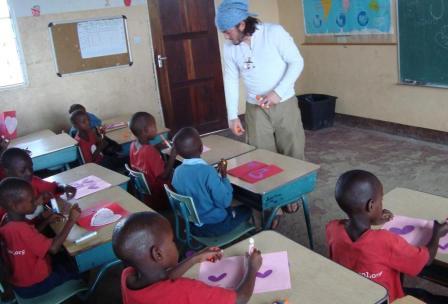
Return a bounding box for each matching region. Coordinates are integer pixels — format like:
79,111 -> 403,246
159,134 -> 172,149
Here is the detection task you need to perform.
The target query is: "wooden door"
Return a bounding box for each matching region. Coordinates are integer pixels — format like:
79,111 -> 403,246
148,0 -> 228,134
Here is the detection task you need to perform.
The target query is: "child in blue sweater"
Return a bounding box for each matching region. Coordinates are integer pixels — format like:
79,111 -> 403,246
172,127 -> 252,237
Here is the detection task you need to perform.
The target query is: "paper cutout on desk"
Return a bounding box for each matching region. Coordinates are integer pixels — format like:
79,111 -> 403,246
0,111 -> 17,140
198,251 -> 291,294
68,175 -> 111,200
103,121 -> 127,132
228,161 -> 283,184
77,201 -> 128,231
382,215 -> 448,254
228,161 -> 268,177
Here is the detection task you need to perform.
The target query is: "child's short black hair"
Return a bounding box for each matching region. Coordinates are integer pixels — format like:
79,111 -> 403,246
70,109 -> 88,125
0,177 -> 33,210
335,170 -> 381,215
173,127 -> 202,159
129,112 -> 155,137
1,148 -> 30,171
68,104 -> 85,114
112,212 -> 167,266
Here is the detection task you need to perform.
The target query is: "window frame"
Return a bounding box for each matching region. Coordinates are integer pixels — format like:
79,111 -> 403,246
0,0 -> 28,91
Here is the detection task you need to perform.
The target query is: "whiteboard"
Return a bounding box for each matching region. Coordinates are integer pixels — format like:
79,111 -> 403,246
77,18 -> 127,59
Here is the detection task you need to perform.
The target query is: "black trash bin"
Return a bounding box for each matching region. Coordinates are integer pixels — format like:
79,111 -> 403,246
297,94 -> 337,130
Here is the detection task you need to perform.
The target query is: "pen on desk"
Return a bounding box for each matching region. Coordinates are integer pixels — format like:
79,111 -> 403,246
74,231 -> 98,244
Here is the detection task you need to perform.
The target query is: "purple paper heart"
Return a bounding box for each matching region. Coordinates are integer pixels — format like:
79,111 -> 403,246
208,273 -> 227,282
389,225 -> 415,235
439,243 -> 448,250
88,185 -> 99,189
256,269 -> 273,278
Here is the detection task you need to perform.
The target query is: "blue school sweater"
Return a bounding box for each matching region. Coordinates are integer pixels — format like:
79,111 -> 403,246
172,158 -> 233,225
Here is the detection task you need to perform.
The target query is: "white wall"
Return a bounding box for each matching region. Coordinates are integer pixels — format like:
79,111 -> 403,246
2,0 -> 162,135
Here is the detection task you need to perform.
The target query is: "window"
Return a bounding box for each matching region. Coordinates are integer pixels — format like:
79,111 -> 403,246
0,0 -> 26,89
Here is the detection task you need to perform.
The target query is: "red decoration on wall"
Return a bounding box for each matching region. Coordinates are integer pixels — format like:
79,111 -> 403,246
124,0 -> 132,7
31,5 -> 40,16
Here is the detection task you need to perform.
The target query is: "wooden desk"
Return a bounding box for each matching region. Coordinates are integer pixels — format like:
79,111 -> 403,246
163,135 -> 256,166
227,149 -> 320,248
392,296 -> 425,304
10,129 -> 55,146
44,163 -> 129,191
52,187 -> 151,272
185,231 -> 388,304
11,133 -> 78,171
103,114 -> 170,154
383,188 -> 448,264
383,188 -> 448,286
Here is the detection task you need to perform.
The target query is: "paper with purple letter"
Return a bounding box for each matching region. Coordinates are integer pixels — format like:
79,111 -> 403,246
382,215 -> 448,254
198,251 -> 291,293
68,175 -> 112,199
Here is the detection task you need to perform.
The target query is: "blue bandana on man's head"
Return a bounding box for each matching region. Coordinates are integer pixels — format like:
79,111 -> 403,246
215,0 -> 257,32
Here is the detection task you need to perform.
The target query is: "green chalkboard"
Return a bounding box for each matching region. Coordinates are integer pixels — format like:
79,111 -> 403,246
398,0 -> 448,87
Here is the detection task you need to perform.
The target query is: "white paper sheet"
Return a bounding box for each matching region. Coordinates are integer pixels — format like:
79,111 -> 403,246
77,18 -> 127,59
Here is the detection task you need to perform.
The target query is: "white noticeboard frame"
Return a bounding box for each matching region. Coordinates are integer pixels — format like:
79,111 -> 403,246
48,15 -> 133,76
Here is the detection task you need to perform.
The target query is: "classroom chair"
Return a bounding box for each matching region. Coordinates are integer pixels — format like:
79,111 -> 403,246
164,185 -> 256,250
124,164 -> 151,200
0,260 -> 122,304
3,280 -> 88,304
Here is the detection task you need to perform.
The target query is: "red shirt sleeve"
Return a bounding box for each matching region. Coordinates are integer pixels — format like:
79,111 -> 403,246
32,176 -> 58,196
22,223 -> 52,258
387,233 -> 429,276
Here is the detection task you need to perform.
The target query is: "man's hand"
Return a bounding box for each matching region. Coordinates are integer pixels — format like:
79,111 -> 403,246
258,91 -> 281,109
229,118 -> 245,136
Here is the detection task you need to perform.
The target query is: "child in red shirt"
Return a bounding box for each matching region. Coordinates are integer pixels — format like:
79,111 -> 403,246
70,110 -> 105,164
327,170 -> 448,303
71,110 -> 124,171
129,112 -> 176,210
112,211 -> 262,304
0,148 -> 76,220
0,178 -> 81,298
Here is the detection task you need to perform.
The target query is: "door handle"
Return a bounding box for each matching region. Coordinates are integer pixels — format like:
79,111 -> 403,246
157,55 -> 168,68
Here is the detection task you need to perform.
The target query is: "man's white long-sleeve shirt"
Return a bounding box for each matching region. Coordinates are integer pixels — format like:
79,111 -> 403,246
223,23 -> 304,120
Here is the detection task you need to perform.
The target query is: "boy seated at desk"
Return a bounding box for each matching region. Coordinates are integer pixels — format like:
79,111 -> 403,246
70,110 -> 123,171
129,112 -> 176,211
112,211 -> 262,304
326,169 -> 448,303
68,104 -> 102,138
172,127 -> 252,237
0,178 -> 81,298
0,148 -> 76,220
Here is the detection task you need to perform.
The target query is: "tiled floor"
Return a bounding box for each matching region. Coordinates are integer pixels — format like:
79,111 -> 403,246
89,122 -> 448,302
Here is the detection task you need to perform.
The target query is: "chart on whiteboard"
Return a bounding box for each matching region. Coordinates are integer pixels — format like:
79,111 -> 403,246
302,0 -> 392,35
77,18 -> 127,59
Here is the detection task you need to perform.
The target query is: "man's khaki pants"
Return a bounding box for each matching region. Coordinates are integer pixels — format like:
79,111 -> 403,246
245,96 -> 305,160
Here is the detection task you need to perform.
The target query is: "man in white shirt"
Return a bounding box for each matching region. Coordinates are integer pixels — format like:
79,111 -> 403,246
216,0 -> 305,162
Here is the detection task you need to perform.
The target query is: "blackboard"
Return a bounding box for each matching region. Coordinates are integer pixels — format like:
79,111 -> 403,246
398,0 -> 448,87
48,16 -> 132,76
